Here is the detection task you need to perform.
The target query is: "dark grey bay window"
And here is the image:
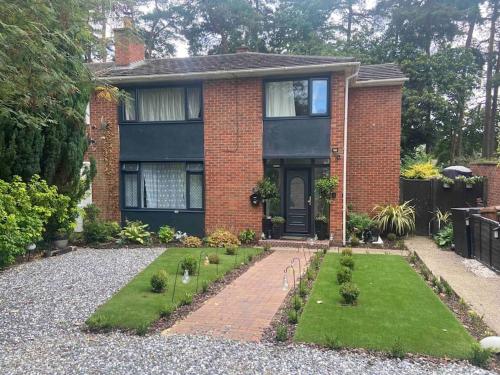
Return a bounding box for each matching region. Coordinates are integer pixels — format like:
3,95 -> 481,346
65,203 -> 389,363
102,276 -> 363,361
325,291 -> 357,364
265,78 -> 329,118
122,162 -> 204,210
123,85 -> 202,122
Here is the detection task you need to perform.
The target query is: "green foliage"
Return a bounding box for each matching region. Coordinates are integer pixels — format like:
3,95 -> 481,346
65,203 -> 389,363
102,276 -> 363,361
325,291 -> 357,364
179,292 -> 193,306
180,256 -> 198,276
206,229 -> 241,248
263,244 -> 272,252
438,176 -> 455,186
324,334 -> 342,350
182,236 -> 202,248
347,212 -> 375,237
373,202 -> 416,236
225,246 -> 237,256
336,266 -> 352,284
150,270 -> 168,293
340,256 -> 355,270
255,177 -> 279,200
159,305 -> 174,318
434,209 -> 451,229
276,324 -> 288,342
158,225 -> 175,244
238,229 -> 256,244
271,216 -> 285,225
434,224 -> 453,248
292,295 -> 303,311
315,176 -> 339,204
339,282 -> 360,305
350,236 -> 360,247
390,338 -> 406,359
85,313 -> 112,332
83,204 -> 120,244
401,162 -> 440,179
201,280 -> 209,293
299,282 -> 309,298
120,221 -> 151,245
208,253 -> 220,264
287,309 -> 299,324
386,233 -> 397,242
341,248 -> 353,257
468,343 -> 492,369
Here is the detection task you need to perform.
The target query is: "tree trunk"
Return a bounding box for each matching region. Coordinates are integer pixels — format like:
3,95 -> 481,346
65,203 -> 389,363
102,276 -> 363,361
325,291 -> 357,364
347,2 -> 353,45
482,0 -> 498,158
491,40 -> 500,153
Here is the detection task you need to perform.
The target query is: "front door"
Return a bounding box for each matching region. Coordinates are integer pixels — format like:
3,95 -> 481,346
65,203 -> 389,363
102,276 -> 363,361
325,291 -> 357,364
285,169 -> 311,234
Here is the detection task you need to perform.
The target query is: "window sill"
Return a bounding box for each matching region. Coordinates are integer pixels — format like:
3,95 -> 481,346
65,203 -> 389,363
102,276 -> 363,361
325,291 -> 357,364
120,120 -> 203,125
122,208 -> 204,213
263,115 -> 330,121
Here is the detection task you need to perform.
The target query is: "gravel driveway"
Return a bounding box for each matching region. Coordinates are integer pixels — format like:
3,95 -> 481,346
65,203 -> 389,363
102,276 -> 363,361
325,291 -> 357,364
0,248 -> 494,375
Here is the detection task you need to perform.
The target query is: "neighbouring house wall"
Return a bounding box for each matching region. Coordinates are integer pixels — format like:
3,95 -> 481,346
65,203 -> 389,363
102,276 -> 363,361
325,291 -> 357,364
346,85 -> 402,214
88,92 -> 121,222
203,78 -> 263,235
470,162 -> 500,205
329,73 -> 346,243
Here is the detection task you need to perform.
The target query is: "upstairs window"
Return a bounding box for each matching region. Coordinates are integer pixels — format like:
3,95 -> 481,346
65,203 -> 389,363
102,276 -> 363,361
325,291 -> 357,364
122,85 -> 202,122
265,78 -> 329,118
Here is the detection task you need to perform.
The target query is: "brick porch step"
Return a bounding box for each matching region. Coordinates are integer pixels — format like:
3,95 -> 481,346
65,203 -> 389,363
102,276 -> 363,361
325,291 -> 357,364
259,238 -> 330,249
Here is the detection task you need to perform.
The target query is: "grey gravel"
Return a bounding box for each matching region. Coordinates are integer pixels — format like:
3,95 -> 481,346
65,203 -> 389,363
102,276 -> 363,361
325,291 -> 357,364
0,247 -> 495,375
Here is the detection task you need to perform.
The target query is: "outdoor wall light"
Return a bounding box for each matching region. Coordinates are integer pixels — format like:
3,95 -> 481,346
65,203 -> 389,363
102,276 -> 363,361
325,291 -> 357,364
493,226 -> 500,239
465,217 -> 470,226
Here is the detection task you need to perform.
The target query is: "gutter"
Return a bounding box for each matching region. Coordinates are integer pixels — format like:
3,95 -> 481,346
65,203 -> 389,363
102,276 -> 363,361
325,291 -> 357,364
99,62 -> 360,84
352,77 -> 408,87
342,67 -> 360,246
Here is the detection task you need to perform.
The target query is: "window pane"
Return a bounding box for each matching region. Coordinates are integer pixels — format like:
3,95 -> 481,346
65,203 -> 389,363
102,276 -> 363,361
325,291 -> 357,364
293,80 -> 309,116
122,163 -> 139,172
312,80 -> 327,114
265,81 -> 296,117
142,163 -> 186,209
124,90 -> 136,121
186,162 -> 204,172
138,88 -> 185,121
187,87 -> 202,119
124,174 -> 138,207
189,174 -> 203,209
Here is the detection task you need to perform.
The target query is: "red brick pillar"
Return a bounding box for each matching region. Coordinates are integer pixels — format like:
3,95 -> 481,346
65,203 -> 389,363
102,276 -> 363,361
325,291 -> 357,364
203,78 -> 263,236
88,92 -> 120,222
330,73 -> 346,243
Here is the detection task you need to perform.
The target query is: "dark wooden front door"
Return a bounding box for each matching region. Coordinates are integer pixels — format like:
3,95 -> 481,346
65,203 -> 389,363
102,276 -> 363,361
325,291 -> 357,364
285,168 -> 311,234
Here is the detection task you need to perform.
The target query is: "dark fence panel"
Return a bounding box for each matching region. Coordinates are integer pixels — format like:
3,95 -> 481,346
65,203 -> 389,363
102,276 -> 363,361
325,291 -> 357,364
470,214 -> 500,272
400,179 -> 433,235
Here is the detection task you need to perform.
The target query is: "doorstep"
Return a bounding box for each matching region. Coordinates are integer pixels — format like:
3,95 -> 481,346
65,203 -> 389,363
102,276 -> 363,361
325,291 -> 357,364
259,238 -> 330,250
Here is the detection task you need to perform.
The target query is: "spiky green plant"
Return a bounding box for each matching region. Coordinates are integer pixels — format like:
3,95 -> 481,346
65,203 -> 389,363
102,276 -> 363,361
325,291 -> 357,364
373,201 -> 415,236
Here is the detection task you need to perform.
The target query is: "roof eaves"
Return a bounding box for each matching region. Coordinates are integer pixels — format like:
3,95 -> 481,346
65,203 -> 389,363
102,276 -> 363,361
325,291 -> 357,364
352,77 -> 408,87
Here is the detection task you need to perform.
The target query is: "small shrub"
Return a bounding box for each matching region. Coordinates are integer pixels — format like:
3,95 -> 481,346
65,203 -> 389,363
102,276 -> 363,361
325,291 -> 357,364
179,292 -> 193,306
386,233 -> 397,242
468,310 -> 484,325
390,338 -> 406,359
120,220 -> 151,244
86,313 -> 111,332
299,282 -> 309,298
468,343 -> 491,368
350,236 -> 360,247
180,255 -> 198,275
409,253 -> 417,264
420,265 -> 431,281
271,216 -> 285,225
292,295 -> 303,311
136,323 -> 149,336
276,324 -> 288,342
158,225 -> 175,244
206,229 -> 241,248
287,309 -> 298,324
442,280 -> 453,296
150,270 -> 168,293
201,280 -> 209,293
208,253 -> 220,264
336,266 -> 352,284
340,255 -> 355,270
182,236 -> 202,248
434,224 -> 453,248
306,268 -> 315,281
225,246 -> 237,255
339,282 -> 360,305
341,248 -> 353,256
83,220 -> 120,244
263,244 -> 271,251
325,334 -> 341,350
347,212 -> 375,238
401,162 -> 439,179
159,304 -> 174,318
238,229 -> 256,244
247,254 -> 253,263
373,201 -> 415,236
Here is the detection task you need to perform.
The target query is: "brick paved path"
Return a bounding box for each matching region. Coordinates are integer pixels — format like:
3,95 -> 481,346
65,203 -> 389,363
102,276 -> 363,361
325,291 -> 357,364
164,249 -> 312,342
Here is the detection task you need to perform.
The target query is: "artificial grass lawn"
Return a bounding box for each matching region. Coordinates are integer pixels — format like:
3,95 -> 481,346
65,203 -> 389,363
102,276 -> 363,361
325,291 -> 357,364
294,254 -> 474,358
87,247 -> 262,332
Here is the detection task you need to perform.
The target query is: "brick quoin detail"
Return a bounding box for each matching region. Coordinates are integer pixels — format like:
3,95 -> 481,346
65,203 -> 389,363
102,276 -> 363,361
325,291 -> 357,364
347,85 -> 402,214
470,163 -> 500,205
87,93 -> 121,222
203,79 -> 263,235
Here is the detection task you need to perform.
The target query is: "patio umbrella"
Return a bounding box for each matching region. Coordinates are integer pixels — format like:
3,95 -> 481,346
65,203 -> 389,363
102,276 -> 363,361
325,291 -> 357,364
441,166 -> 473,179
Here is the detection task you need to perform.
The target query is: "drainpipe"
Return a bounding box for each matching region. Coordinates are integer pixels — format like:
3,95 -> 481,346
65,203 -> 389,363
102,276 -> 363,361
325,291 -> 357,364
342,67 -> 360,246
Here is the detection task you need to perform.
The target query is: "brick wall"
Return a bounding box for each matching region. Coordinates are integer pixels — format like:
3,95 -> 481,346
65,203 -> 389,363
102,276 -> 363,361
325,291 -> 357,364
114,28 -> 145,66
346,85 -> 402,214
87,92 -> 121,221
203,78 -> 263,235
470,163 -> 500,205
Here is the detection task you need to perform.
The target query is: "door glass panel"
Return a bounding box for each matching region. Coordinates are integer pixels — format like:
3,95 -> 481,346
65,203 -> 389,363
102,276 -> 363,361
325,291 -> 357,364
289,177 -> 305,209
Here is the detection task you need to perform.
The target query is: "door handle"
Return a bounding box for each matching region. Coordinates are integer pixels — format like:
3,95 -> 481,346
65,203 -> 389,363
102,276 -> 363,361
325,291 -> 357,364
307,196 -> 312,206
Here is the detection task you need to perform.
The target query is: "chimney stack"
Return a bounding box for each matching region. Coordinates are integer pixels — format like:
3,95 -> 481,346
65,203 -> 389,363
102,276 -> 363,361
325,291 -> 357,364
114,17 -> 145,66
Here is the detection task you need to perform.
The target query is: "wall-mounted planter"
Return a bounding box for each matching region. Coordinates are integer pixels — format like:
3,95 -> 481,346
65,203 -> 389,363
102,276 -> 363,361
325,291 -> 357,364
443,183 -> 451,189
466,183 -> 473,189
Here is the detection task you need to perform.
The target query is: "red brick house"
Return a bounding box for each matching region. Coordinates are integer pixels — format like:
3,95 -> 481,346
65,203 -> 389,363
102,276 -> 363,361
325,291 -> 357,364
87,26 -> 406,245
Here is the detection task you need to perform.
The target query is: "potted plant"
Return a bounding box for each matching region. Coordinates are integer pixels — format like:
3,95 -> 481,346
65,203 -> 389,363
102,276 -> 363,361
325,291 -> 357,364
315,175 -> 339,203
314,215 -> 329,240
271,216 -> 285,239
262,216 -> 273,239
53,228 -> 69,249
438,176 -> 454,189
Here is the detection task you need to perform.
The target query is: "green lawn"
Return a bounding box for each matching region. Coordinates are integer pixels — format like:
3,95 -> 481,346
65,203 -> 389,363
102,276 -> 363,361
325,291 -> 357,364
87,247 -> 262,333
294,254 -> 474,358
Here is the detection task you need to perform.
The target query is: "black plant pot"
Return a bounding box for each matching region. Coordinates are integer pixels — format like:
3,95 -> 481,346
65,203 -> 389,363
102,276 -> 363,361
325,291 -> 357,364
262,218 -> 273,239
272,223 -> 284,239
315,220 -> 329,240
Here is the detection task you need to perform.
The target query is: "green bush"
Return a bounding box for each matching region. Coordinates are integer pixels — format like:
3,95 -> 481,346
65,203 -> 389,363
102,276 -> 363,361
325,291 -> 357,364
150,270 -> 168,293
306,268 -> 315,281
401,162 -> 440,179
386,233 -> 397,241
287,309 -> 299,324
339,282 -> 360,305
390,338 -> 406,359
340,255 -> 355,270
208,253 -> 220,264
271,216 -> 285,225
299,282 -> 309,298
182,236 -> 202,248
263,244 -> 272,251
341,248 -> 353,256
83,208 -> 120,244
179,292 -> 193,306
238,229 -> 256,244
336,266 -> 352,284
324,334 -> 342,350
434,224 -> 453,248
201,280 -> 209,293
350,236 -> 360,247
180,255 -> 198,275
276,324 -> 288,342
158,225 -> 175,244
468,343 -> 491,368
206,228 -> 241,248
347,212 -> 375,237
373,201 -> 415,236
120,220 -> 151,245
225,246 -> 237,255
292,295 -> 303,311
159,304 -> 174,318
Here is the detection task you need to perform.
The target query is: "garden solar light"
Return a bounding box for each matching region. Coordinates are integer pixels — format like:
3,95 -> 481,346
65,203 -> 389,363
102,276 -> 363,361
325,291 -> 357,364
182,269 -> 190,284
282,273 -> 289,291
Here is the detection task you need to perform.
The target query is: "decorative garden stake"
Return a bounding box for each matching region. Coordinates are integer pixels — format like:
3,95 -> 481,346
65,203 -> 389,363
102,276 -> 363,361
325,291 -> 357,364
291,257 -> 302,282
283,265 -> 296,295
172,260 -> 191,302
196,251 -> 207,292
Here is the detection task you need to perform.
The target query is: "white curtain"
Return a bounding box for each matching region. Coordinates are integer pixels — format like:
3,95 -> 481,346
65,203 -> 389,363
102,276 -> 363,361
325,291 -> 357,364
124,174 -> 137,207
142,163 -> 186,209
138,88 -> 185,121
187,87 -> 201,119
124,90 -> 136,121
266,81 -> 295,117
